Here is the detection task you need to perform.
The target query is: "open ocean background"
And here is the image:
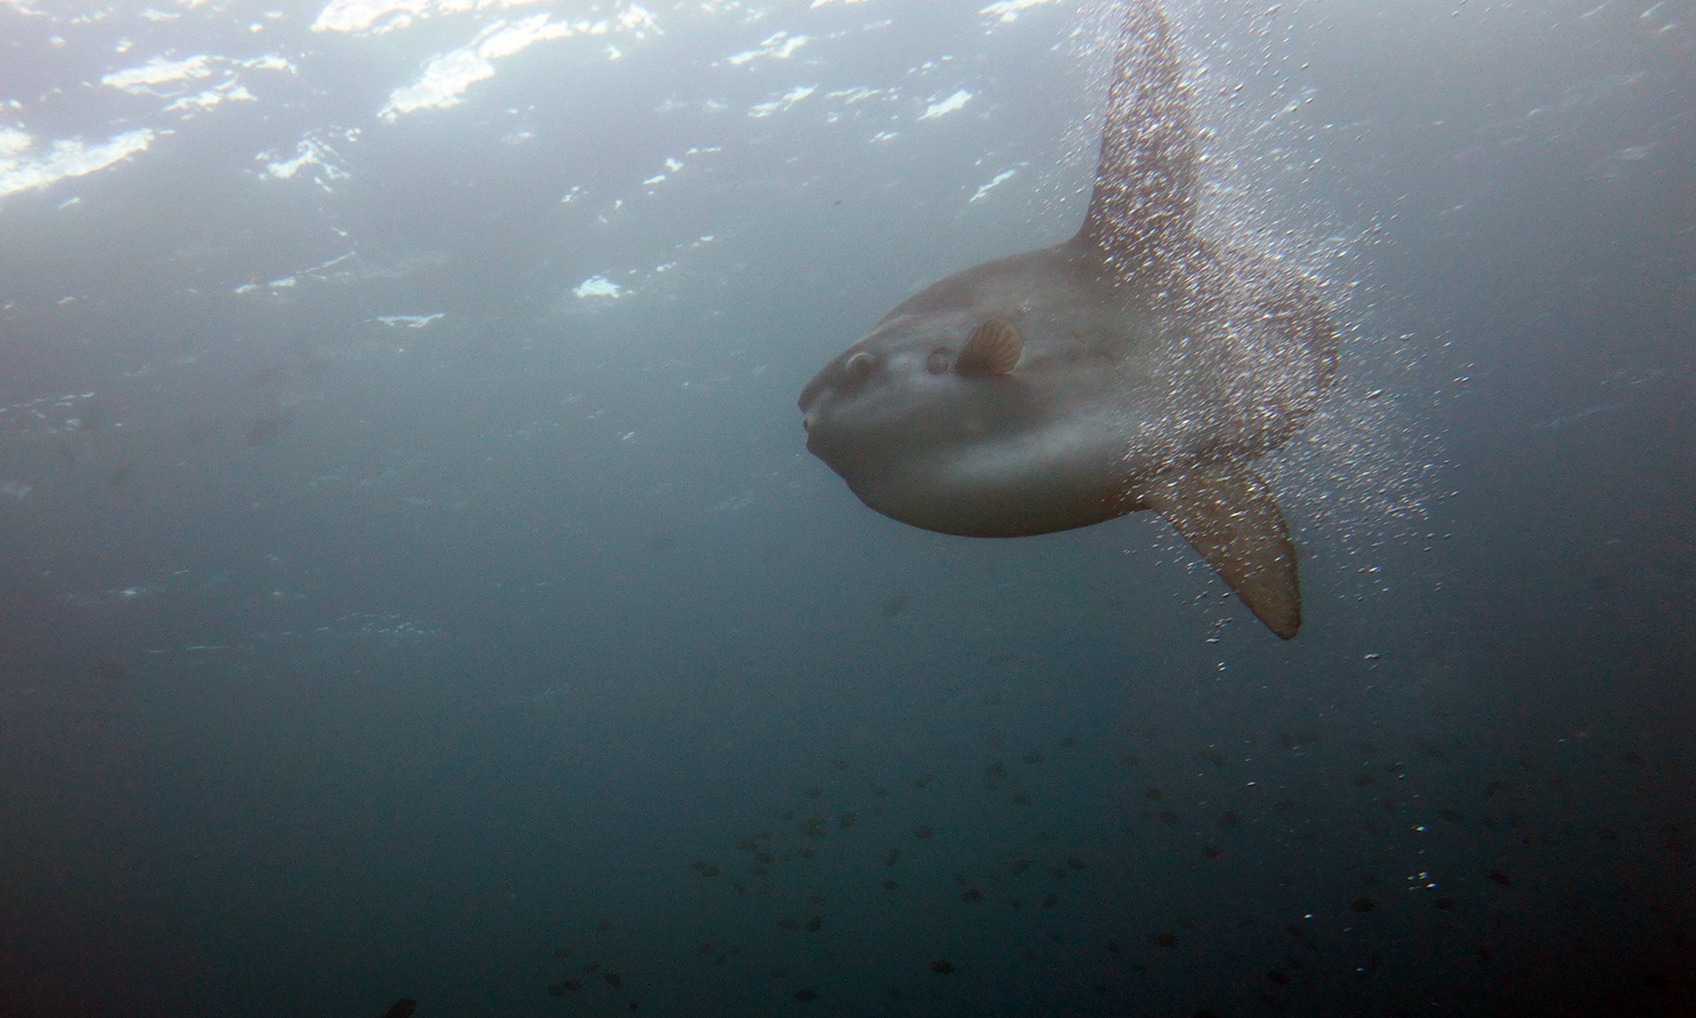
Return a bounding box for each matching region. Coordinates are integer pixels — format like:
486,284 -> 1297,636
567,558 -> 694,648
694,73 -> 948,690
2,1 -> 1692,1015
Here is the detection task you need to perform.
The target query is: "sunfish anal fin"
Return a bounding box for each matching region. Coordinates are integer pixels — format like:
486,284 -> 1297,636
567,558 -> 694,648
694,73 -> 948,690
1141,461 -> 1302,639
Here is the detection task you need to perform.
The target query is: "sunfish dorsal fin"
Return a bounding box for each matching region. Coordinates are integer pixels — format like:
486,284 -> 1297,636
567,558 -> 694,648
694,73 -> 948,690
1075,2 -> 1197,273
1141,460 -> 1303,639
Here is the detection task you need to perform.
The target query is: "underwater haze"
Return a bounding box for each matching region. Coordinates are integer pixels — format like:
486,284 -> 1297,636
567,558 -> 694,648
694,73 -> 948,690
2,0 -> 1693,1015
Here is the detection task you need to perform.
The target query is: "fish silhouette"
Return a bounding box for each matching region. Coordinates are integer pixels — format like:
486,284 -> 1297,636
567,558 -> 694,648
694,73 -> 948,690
799,1 -> 1337,638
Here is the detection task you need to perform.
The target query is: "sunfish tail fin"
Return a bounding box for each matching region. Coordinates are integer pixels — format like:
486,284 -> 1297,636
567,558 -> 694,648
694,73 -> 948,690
1141,460 -> 1303,639
1075,1 -> 1197,272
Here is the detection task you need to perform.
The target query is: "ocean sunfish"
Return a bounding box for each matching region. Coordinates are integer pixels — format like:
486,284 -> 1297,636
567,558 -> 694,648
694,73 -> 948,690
797,0 -> 1337,638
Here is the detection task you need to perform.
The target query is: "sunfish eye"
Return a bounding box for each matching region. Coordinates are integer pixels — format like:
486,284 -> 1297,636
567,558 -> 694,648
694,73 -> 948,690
924,349 -> 952,375
844,350 -> 876,382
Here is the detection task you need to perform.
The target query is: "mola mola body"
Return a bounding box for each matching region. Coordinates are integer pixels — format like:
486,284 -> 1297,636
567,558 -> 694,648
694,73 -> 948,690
798,1 -> 1337,639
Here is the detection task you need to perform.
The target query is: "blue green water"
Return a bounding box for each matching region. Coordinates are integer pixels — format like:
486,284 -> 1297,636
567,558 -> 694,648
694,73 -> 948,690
2,1 -> 1692,1015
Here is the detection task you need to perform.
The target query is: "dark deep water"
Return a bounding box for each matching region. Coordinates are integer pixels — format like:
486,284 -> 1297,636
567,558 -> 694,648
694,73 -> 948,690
2,1 -> 1693,1016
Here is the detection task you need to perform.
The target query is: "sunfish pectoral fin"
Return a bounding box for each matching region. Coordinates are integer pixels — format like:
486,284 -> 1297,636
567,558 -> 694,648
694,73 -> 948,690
956,319 -> 1022,376
1140,460 -> 1303,639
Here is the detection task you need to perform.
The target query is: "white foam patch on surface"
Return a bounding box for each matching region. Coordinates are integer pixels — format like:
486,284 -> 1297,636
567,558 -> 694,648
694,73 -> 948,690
380,16 -> 562,120
0,127 -> 32,160
979,0 -> 1058,23
101,54 -> 219,93
0,127 -> 158,201
567,234 -> 715,307
100,52 -> 296,103
232,249 -> 447,296
311,0 -> 568,36
312,0 -> 433,35
826,85 -> 884,105
723,31 -> 810,67
375,313 -> 445,328
574,276 -> 626,299
374,6 -> 660,121
821,85 -> 897,124
636,145 -> 721,190
0,392 -> 99,435
918,88 -> 973,120
165,83 -> 257,113
969,166 -> 1020,202
749,84 -> 816,119
259,131 -> 355,191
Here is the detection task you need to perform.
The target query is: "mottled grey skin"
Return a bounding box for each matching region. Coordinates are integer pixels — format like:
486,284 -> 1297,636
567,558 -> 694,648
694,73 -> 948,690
798,1 -> 1336,638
